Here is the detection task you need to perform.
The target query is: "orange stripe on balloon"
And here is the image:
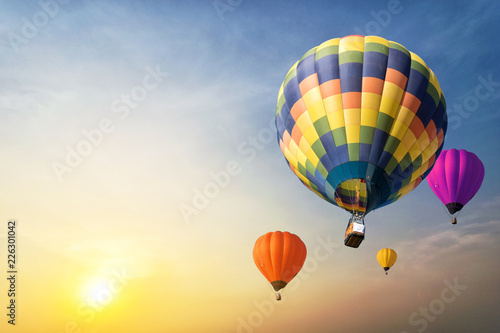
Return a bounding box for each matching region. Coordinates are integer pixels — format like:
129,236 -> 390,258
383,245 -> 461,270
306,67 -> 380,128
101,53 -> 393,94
319,79 -> 341,98
280,233 -> 294,282
270,232 -> 284,281
400,92 -> 421,113
425,120 -> 437,141
258,233 -> 273,281
437,130 -> 444,145
385,68 -> 408,90
427,154 -> 436,168
299,73 -> 320,96
282,130 -> 292,147
414,177 -> 422,187
291,125 -> 303,144
408,117 -> 425,138
342,92 -> 362,109
290,99 -> 307,121
283,233 -> 306,283
362,77 -> 384,95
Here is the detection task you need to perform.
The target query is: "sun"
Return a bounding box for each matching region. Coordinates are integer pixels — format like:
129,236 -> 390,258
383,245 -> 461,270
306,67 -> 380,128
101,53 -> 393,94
80,278 -> 117,309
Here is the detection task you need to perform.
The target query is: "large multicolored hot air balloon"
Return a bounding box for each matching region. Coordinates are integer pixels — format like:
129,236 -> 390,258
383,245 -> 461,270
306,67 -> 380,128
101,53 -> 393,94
426,149 -> 484,224
275,35 -> 447,247
253,231 -> 307,300
377,248 -> 397,275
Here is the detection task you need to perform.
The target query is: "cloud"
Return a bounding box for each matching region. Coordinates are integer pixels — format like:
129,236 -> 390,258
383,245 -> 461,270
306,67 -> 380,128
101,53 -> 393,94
395,218 -> 500,276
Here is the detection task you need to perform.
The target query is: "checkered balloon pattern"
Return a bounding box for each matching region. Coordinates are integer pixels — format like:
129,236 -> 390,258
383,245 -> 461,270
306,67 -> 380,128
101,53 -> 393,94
275,35 -> 447,216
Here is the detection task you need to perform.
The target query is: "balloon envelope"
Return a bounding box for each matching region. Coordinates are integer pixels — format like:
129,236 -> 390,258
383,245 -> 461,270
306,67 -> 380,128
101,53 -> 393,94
377,248 -> 397,273
275,35 -> 447,217
253,231 -> 307,292
426,149 -> 484,215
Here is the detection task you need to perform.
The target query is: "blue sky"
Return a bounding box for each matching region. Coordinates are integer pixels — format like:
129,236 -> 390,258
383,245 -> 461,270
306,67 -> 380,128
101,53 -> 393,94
0,0 -> 499,332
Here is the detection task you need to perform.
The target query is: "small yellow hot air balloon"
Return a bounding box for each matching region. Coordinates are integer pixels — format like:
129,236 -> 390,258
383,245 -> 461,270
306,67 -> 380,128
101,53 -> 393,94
377,248 -> 397,275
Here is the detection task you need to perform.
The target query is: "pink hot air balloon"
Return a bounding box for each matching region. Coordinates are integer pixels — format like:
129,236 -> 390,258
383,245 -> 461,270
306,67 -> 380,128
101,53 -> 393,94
427,149 -> 484,224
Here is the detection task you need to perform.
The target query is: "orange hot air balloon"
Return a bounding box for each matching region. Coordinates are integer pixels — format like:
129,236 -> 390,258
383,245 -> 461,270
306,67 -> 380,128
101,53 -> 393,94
253,231 -> 307,300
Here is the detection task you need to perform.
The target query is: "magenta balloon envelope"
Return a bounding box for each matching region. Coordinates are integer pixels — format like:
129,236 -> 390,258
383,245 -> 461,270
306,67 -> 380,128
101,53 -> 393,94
426,149 -> 485,215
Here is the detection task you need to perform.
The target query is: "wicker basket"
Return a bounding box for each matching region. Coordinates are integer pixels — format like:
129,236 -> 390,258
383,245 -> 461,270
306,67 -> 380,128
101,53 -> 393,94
344,220 -> 365,248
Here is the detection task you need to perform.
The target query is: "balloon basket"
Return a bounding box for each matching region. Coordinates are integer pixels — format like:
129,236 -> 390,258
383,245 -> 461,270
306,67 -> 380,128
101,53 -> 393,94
344,216 -> 365,248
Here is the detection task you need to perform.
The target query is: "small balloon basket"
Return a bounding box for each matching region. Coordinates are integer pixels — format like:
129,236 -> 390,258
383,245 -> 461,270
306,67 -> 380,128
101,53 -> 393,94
344,215 -> 365,248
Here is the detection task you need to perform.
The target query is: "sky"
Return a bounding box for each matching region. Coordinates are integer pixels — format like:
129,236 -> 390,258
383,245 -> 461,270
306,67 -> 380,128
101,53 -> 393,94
0,0 -> 499,332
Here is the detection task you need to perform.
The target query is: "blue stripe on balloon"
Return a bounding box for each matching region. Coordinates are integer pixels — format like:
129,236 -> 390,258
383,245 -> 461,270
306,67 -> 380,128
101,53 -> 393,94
341,163 -> 353,181
316,54 -> 340,85
328,167 -> 344,189
432,101 -> 446,132
345,161 -> 368,179
400,163 -> 413,180
362,51 -> 388,80
324,179 -> 337,206
339,62 -> 363,93
387,48 -> 411,77
320,133 -> 340,169
377,172 -> 392,198
369,129 -> 389,165
389,165 -> 403,182
297,54 -> 317,82
336,144 -> 350,164
277,101 -> 290,132
283,78 -> 302,110
314,170 -> 327,190
356,161 -> 368,179
276,120 -> 285,140
416,93 -> 437,127
305,169 -> 322,191
319,154 -> 335,172
284,113 -> 296,134
349,160 -> 358,181
378,151 -> 393,170
405,69 -> 428,100
366,162 -> 381,183
359,143 -> 372,162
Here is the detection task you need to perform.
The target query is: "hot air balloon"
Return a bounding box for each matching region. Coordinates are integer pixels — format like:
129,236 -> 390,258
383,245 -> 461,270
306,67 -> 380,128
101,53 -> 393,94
377,248 -> 397,275
253,231 -> 307,300
275,35 -> 447,247
426,149 -> 484,224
